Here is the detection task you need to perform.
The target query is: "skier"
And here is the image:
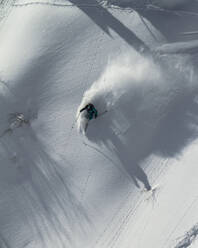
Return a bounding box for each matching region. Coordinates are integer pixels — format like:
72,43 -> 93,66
80,103 -> 98,120
79,103 -> 98,133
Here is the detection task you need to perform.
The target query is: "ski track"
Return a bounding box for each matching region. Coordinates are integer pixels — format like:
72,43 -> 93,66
80,138 -> 169,248
162,199 -> 198,248
104,159 -> 169,248
93,155 -> 170,248
93,146 -> 188,248
73,30 -> 106,204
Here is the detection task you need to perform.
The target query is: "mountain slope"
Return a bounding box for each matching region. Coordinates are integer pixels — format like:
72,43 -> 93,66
0,1 -> 198,248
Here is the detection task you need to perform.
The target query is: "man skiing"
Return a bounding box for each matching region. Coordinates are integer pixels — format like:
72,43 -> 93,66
79,103 -> 98,133
80,103 -> 98,120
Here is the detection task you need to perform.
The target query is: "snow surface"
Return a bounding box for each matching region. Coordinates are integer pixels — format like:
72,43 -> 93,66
151,0 -> 191,9
99,0 -> 192,9
0,0 -> 198,248
155,40 -> 198,54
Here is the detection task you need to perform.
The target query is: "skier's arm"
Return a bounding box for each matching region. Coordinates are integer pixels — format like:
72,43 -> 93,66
80,105 -> 88,113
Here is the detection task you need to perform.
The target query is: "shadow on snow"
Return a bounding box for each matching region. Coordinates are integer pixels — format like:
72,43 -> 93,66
68,0 -> 151,55
84,54 -> 198,191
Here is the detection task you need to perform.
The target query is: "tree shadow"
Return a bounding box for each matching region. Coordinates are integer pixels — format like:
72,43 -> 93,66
68,0 -> 151,54
112,0 -> 198,42
0,123 -> 92,246
0,56 -> 91,245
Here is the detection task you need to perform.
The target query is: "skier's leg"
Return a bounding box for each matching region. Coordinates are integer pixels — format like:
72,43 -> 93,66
84,121 -> 89,133
83,118 -> 89,134
79,116 -> 89,135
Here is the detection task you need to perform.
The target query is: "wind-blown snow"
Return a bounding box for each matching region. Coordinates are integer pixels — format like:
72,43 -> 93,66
78,52 -> 197,145
77,53 -> 161,134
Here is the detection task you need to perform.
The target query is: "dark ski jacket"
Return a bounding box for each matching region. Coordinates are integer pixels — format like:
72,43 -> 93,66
80,104 -> 98,120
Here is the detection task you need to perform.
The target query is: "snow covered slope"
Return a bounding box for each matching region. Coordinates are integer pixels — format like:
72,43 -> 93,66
0,1 -> 198,248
